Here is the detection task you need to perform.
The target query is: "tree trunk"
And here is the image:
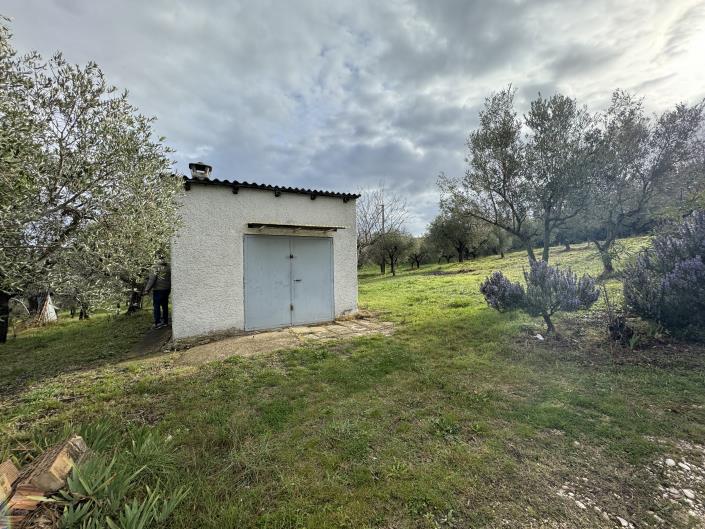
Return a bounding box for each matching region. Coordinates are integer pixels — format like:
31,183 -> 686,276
456,244 -> 465,263
390,256 -> 396,276
0,292 -> 10,344
525,241 -> 537,263
542,312 -> 555,335
126,289 -> 143,314
380,258 -> 386,275
79,305 -> 90,320
500,250 -> 505,259
542,218 -> 551,262
600,251 -> 614,274
593,239 -> 615,274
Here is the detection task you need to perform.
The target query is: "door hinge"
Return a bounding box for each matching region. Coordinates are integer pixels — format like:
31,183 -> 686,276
289,254 -> 294,259
290,303 -> 294,311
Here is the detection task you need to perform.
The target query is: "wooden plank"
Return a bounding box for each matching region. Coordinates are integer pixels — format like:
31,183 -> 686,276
5,514 -> 28,528
7,486 -> 46,511
15,435 -> 87,495
0,459 -> 19,505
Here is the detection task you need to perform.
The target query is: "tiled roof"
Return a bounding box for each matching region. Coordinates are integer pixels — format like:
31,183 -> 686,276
183,176 -> 360,201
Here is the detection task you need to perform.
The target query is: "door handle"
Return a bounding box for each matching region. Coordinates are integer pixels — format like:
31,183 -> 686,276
294,279 -> 302,282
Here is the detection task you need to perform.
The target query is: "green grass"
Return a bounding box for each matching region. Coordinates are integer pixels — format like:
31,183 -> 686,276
1,311 -> 152,394
2,238 -> 705,528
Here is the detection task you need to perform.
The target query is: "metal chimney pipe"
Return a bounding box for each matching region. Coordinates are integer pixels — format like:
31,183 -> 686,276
188,162 -> 212,179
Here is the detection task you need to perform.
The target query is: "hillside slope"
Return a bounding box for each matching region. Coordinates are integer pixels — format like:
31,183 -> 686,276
2,238 -> 704,528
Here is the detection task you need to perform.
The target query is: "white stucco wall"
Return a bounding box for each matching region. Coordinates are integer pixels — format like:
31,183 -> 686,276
171,184 -> 357,339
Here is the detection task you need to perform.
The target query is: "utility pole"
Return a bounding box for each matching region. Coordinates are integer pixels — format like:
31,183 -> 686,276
380,202 -> 386,275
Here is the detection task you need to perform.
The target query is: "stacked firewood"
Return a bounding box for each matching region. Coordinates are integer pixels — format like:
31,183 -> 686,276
0,436 -> 86,529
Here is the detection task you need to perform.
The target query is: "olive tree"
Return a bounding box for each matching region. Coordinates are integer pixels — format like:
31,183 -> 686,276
408,236 -> 430,269
440,87 -> 595,264
524,94 -> 596,261
554,216 -> 590,252
427,211 -> 488,262
586,90 -> 705,273
0,21 -> 181,342
439,87 -> 537,261
428,235 -> 456,264
488,225 -> 513,258
371,229 -> 414,276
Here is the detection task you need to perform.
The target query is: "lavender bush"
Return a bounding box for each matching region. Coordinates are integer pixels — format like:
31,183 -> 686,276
480,260 -> 599,334
624,211 -> 705,337
479,271 -> 525,312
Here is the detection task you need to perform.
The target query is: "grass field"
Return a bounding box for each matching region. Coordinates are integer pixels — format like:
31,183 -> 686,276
2,239 -> 705,528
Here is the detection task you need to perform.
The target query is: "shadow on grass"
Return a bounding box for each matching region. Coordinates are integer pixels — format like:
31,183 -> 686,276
0,311 -> 151,397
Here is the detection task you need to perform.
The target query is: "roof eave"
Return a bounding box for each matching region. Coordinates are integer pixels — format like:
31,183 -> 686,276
183,176 -> 360,201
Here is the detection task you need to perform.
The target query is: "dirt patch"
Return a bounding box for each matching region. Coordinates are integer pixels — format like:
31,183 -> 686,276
556,437 -> 705,528
131,325 -> 172,356
511,312 -> 705,370
645,438 -> 705,519
176,316 -> 394,366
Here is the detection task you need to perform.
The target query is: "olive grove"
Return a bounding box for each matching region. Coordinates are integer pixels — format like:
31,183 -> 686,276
0,20 -> 181,342
440,85 -> 705,271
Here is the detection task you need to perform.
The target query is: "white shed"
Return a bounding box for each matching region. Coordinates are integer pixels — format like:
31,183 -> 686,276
171,162 -> 359,340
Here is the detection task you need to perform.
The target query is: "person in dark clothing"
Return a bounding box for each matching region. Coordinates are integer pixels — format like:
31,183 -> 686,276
144,257 -> 171,328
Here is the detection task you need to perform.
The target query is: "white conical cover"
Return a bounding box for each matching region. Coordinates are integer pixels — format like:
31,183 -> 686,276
37,294 -> 58,325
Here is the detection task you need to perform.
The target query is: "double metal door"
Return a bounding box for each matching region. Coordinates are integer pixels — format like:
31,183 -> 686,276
244,235 -> 333,330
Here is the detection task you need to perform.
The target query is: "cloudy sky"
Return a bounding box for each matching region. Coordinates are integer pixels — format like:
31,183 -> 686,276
5,0 -> 705,233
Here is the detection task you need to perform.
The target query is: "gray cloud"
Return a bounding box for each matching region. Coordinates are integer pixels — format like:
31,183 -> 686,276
547,44 -> 621,77
662,2 -> 705,57
4,0 -> 705,234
